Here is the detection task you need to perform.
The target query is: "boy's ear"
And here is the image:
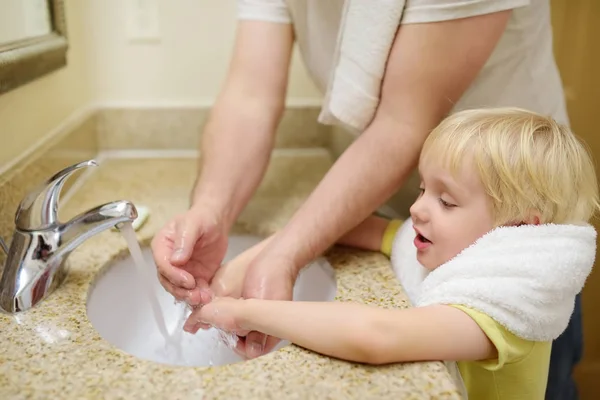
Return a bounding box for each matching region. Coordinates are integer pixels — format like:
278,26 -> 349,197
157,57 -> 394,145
513,210 -> 541,227
527,210 -> 541,225
518,210 -> 541,226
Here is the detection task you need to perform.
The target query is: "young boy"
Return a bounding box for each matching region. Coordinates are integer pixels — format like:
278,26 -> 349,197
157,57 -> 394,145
184,108 -> 599,399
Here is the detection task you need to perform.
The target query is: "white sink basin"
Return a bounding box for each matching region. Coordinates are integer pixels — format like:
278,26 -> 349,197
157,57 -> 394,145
86,235 -> 337,367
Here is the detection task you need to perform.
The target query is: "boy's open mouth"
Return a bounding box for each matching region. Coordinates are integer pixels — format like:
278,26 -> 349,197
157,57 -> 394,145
417,233 -> 431,244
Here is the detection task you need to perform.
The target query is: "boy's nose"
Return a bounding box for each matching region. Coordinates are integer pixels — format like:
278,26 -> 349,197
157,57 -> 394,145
409,196 -> 429,223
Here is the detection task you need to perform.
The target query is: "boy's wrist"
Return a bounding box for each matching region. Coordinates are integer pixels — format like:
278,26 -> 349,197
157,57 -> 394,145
238,298 -> 260,331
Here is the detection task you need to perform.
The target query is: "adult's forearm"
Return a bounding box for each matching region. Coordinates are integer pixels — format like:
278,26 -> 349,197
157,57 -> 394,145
268,115 -> 425,270
191,93 -> 283,230
189,20 -> 293,230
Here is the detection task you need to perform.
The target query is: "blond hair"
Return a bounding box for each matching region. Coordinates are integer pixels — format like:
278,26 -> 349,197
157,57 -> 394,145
421,107 -> 600,226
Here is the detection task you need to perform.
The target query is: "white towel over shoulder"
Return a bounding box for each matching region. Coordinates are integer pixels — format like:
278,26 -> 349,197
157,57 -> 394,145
319,0 -> 405,132
391,219 -> 597,342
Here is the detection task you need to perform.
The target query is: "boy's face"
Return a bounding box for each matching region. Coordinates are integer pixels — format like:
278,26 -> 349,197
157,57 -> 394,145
409,156 -> 494,270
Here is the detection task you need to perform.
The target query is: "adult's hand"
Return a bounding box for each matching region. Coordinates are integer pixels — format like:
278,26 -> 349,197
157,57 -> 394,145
208,235 -> 274,299
151,206 -> 228,307
151,19 -> 294,307
236,252 -> 297,359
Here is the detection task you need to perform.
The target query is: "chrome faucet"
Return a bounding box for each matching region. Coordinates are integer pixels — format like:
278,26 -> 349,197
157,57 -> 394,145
0,159 -> 138,313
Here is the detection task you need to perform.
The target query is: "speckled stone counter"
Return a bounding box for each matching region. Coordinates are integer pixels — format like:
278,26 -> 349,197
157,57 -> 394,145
0,157 -> 461,400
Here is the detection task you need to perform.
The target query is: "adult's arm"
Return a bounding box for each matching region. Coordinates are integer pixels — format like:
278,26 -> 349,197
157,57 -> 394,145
191,20 -> 294,230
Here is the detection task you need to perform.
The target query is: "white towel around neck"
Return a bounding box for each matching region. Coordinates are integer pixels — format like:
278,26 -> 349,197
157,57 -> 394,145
318,0 -> 406,132
391,219 -> 597,342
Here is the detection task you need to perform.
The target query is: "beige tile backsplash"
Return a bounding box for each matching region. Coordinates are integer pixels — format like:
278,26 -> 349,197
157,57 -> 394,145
97,107 -> 330,150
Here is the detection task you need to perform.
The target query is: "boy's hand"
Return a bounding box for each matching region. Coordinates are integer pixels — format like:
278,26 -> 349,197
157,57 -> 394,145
202,235 -> 295,360
180,235 -> 293,360
183,297 -> 250,336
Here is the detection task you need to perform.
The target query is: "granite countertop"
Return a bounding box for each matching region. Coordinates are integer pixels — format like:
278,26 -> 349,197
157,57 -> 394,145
0,157 -> 461,399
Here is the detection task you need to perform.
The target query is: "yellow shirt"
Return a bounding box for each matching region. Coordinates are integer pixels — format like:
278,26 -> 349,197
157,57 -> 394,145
381,219 -> 551,399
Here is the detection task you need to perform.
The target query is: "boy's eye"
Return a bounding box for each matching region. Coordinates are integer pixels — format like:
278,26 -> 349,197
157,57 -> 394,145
439,198 -> 456,208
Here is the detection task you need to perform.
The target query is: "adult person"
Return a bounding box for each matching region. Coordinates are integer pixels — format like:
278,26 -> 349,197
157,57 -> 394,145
151,1 -> 579,398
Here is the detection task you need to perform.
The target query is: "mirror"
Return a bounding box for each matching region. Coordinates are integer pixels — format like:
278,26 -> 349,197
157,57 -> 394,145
0,0 -> 52,44
0,0 -> 67,95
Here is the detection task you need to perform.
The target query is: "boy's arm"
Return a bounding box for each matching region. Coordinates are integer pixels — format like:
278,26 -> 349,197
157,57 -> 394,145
192,298 -> 496,365
336,215 -> 403,256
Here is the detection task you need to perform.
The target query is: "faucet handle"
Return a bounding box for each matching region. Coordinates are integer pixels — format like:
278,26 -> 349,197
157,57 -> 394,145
15,159 -> 99,231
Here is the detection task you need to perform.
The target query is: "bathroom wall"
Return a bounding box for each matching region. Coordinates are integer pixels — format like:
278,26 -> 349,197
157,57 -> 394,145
0,0 -> 323,172
0,0 -> 92,171
84,0 -> 322,106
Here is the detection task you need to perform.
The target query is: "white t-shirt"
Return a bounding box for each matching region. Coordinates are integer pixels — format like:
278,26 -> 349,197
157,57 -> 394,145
238,0 -> 569,126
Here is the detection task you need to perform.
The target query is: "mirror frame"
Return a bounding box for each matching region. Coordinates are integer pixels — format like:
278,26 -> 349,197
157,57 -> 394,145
0,0 -> 68,95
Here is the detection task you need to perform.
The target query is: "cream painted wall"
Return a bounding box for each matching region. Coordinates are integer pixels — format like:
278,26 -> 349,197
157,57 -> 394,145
0,0 -> 92,169
86,0 -> 322,105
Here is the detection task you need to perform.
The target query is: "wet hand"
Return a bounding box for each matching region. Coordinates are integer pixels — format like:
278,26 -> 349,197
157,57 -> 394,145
183,297 -> 250,336
184,250 -> 297,360
150,206 -> 228,306
209,236 -> 273,299
238,253 -> 296,359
